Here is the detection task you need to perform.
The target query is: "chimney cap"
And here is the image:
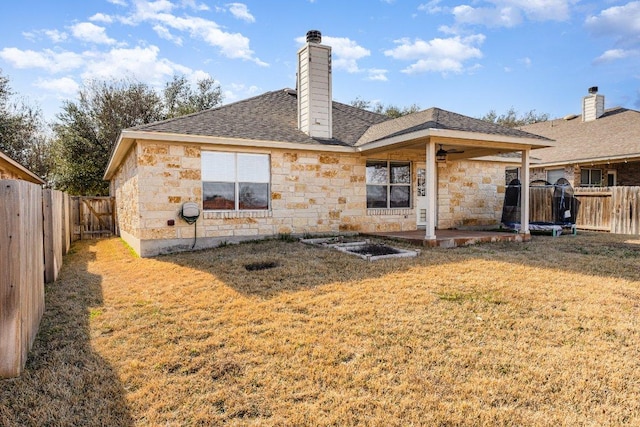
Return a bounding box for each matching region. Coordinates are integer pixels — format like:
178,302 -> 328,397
306,30 -> 322,44
588,86 -> 598,94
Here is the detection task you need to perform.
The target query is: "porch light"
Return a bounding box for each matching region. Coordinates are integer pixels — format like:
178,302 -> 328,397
436,146 -> 448,163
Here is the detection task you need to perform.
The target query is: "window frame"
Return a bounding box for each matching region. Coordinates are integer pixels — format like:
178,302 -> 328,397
366,160 -> 412,209
580,168 -> 603,187
202,151 -> 271,211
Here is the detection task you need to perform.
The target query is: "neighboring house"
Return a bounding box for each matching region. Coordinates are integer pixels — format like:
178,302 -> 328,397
520,88 -> 640,187
104,31 -> 550,257
0,150 -> 45,185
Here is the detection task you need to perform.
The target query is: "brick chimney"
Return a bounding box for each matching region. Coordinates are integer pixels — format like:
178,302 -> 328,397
297,30 -> 332,139
582,86 -> 604,122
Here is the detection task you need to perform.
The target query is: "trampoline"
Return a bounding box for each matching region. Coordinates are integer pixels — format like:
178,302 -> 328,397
501,178 -> 579,236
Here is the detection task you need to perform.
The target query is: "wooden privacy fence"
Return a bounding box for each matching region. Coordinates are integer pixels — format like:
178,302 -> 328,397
574,187 -> 640,235
0,181 -> 73,378
71,196 -> 116,241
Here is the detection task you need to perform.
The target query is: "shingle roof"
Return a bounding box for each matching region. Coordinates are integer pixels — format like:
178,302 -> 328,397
133,89 -> 390,147
519,107 -> 640,164
357,107 -> 548,146
132,88 -> 547,148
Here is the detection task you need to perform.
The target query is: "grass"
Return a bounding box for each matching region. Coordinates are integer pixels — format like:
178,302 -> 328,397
2,232 -> 640,426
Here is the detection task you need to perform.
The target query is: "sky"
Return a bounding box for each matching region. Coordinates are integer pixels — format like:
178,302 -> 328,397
0,0 -> 639,124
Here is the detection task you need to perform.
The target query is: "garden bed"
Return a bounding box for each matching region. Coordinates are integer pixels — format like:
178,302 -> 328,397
300,236 -> 419,261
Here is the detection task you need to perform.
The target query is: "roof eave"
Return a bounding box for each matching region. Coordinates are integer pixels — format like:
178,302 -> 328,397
533,153 -> 640,168
0,151 -> 45,184
357,128 -> 554,153
103,130 -> 357,180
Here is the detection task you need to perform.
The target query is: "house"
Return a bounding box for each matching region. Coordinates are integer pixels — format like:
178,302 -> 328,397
0,150 -> 45,184
520,87 -> 640,187
104,30 -> 551,257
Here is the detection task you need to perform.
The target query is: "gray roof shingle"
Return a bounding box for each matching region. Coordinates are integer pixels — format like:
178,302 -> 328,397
357,108 -> 548,145
134,88 -> 389,147
519,107 -> 640,164
132,88 -> 547,148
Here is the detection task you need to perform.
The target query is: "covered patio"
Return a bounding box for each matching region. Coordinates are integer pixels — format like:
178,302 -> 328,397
364,228 -> 527,248
356,109 -> 554,240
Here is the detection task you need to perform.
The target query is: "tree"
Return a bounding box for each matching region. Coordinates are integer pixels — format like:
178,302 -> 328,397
52,75 -> 223,195
52,79 -> 164,195
479,107 -> 549,128
163,74 -> 222,118
0,69 -> 52,180
350,97 -> 420,118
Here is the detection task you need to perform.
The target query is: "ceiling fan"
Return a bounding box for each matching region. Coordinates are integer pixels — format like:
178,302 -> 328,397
436,144 -> 465,162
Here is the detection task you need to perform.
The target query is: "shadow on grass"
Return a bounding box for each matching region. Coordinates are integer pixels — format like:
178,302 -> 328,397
162,231 -> 640,298
162,237 -> 424,298
0,241 -> 133,427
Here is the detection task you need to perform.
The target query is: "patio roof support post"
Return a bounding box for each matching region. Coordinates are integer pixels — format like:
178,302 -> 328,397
425,140 -> 437,240
520,148 -> 531,236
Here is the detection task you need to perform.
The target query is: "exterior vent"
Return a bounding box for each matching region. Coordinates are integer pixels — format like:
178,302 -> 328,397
306,30 -> 322,44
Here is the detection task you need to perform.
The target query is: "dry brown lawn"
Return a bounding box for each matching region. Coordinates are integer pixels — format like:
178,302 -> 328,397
2,232 -> 640,426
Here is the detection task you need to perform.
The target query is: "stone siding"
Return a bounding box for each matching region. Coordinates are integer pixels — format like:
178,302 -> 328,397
111,143 -> 142,239
438,160 -> 506,229
111,140 -> 510,256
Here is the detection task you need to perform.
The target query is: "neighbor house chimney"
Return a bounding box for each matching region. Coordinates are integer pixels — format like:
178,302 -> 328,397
582,86 -> 604,122
297,30 -> 332,139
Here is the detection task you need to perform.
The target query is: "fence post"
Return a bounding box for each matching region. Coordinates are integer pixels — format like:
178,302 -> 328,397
43,189 -> 55,284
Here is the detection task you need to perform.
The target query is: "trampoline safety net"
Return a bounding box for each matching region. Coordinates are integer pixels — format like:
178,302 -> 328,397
501,178 -> 580,228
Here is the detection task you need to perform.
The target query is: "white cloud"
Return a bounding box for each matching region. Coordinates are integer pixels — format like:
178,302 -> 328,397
81,45 -> 191,84
519,56 -> 532,67
0,48 -> 84,72
70,22 -> 117,45
295,35 -> 370,73
450,0 -> 573,28
227,3 -> 255,23
367,69 -> 388,81
107,0 -> 128,5
586,2 -> 640,62
384,34 -> 485,74
181,0 -> 209,11
153,24 -> 183,45
418,0 -> 443,14
89,13 -> 114,24
594,48 -> 639,63
34,77 -> 80,96
123,1 -> 267,66
586,2 -> 640,40
453,4 -> 523,28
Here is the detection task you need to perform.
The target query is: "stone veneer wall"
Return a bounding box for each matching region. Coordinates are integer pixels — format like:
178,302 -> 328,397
111,140 -> 509,256
111,143 -> 142,251
437,160 -> 507,229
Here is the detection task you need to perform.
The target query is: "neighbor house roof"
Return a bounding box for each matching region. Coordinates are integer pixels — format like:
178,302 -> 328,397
105,88 -> 552,179
519,107 -> 640,166
0,150 -> 45,184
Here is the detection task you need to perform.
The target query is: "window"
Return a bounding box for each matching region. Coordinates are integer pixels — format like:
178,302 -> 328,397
546,168 -> 564,185
366,160 -> 411,208
505,168 -> 519,185
202,152 -> 270,210
580,168 -> 602,187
